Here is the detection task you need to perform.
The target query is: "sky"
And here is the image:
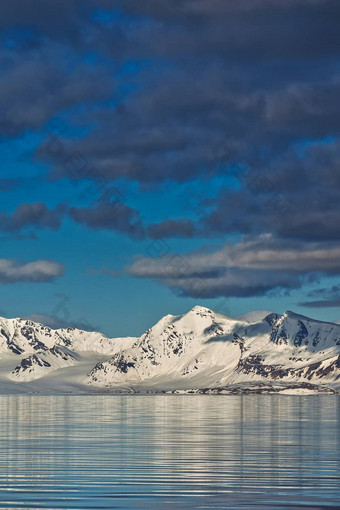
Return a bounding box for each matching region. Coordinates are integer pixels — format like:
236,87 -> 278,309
0,0 -> 340,337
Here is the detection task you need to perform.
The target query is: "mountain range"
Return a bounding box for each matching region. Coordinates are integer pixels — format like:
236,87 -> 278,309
0,306 -> 339,394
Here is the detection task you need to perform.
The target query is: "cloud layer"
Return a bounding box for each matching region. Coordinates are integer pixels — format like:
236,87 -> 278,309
127,237 -> 340,298
1,0 -> 340,303
0,259 -> 64,283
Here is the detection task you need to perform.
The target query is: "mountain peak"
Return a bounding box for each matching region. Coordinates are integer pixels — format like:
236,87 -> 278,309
283,310 -> 340,326
188,305 -> 214,315
0,308 -> 340,392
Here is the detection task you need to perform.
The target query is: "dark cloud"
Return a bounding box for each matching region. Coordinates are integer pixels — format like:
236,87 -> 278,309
306,285 -> 340,298
264,80 -> 340,138
0,0 -> 113,46
300,298 -> 340,308
127,236 -> 340,298
199,139 -> 340,242
148,219 -> 196,239
69,198 -> 145,239
116,0 -> 340,59
0,202 -> 64,232
0,259 -> 64,283
27,0 -> 338,191
300,285 -> 340,308
1,0 -> 340,308
0,42 -> 118,137
0,197 -> 146,240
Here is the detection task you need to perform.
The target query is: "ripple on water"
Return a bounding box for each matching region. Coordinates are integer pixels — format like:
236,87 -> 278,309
0,395 -> 339,509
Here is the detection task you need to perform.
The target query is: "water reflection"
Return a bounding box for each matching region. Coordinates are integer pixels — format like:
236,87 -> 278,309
0,395 -> 339,509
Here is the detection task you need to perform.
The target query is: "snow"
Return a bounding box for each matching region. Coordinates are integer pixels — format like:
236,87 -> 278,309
235,310 -> 273,323
0,308 -> 339,394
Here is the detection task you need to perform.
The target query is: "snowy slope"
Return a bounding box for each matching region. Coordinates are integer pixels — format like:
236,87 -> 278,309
87,306 -> 340,391
10,346 -> 78,382
0,317 -> 136,384
0,307 -> 339,393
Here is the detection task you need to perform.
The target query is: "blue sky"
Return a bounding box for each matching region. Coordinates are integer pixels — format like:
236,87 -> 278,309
0,0 -> 340,336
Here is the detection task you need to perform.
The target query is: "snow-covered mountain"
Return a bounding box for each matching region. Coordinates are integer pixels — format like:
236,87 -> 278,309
0,317 -> 136,385
0,307 -> 339,394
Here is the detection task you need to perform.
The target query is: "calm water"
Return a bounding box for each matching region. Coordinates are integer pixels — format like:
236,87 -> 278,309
0,395 -> 339,509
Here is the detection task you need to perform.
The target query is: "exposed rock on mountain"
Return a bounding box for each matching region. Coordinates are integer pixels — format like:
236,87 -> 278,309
0,307 -> 339,393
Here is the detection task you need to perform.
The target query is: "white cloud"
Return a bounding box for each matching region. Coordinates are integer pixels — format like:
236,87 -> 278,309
0,259 -> 64,283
